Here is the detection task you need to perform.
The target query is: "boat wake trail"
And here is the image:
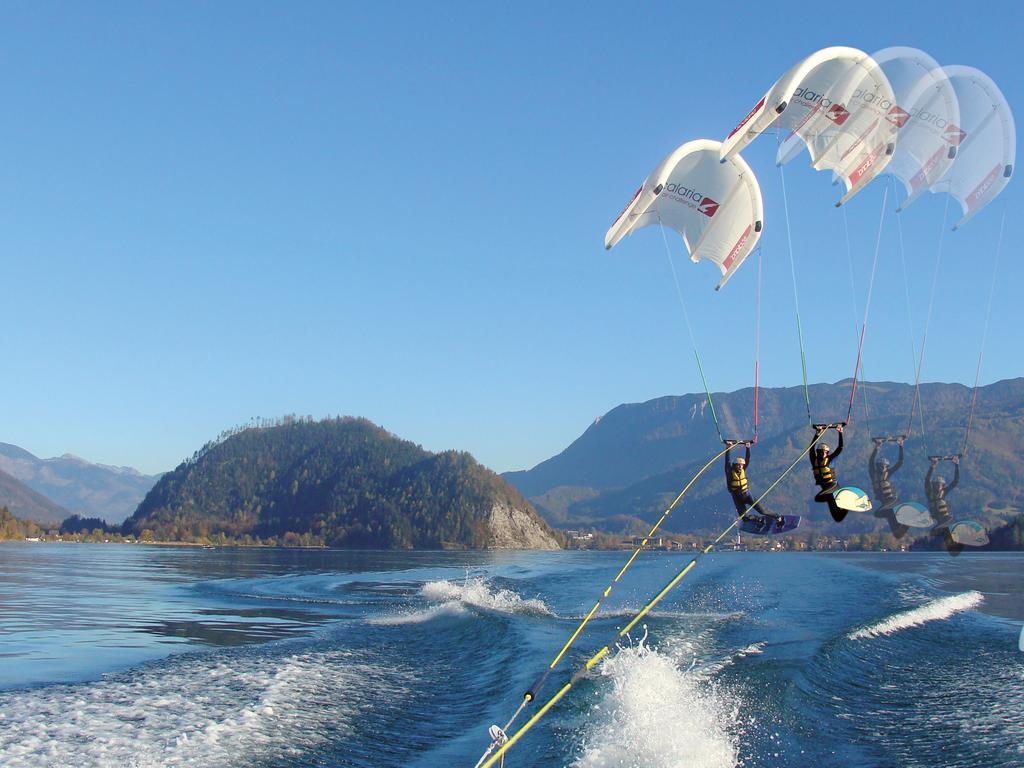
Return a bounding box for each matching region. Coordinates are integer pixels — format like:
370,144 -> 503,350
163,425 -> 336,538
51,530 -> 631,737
420,577 -> 554,617
848,591 -> 985,640
0,646 -> 411,768
572,641 -> 738,768
367,601 -> 470,626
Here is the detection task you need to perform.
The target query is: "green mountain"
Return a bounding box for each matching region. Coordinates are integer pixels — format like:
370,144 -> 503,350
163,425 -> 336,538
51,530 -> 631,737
504,378 -> 1024,540
124,417 -> 559,549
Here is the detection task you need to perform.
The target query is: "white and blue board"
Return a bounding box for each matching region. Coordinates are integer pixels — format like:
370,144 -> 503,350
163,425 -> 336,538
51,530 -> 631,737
894,501 -> 932,528
834,486 -> 872,512
949,520 -> 989,547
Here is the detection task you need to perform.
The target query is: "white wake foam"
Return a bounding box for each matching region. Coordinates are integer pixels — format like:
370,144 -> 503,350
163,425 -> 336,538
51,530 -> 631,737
572,641 -> 738,768
590,608 -> 743,623
420,577 -> 553,616
367,601 -> 469,626
848,591 -> 985,640
0,648 -> 410,768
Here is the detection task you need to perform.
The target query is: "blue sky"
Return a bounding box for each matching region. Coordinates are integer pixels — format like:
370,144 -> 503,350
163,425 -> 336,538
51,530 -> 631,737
0,1 -> 1020,475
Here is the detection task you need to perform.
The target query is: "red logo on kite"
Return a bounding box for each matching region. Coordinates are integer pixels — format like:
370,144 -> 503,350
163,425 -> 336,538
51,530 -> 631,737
886,106 -> 910,127
728,96 -> 767,139
943,124 -> 967,145
698,197 -> 720,217
611,184 -> 644,226
826,104 -> 850,125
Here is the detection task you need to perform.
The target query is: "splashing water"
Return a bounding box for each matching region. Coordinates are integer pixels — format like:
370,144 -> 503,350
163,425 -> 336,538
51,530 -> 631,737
420,577 -> 553,617
848,591 -> 984,640
572,640 -> 738,768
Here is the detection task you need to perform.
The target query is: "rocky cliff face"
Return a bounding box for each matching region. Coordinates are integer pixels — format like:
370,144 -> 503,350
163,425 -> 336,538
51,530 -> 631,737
486,501 -> 560,549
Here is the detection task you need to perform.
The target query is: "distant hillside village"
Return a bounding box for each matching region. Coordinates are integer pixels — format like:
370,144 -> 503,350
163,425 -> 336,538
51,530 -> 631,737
5,510 -> 995,552
561,527 -> 937,552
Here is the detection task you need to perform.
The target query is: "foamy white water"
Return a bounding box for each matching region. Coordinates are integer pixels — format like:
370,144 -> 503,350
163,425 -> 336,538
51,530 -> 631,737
421,577 -> 553,616
572,642 -> 738,768
0,648 -> 410,768
368,601 -> 469,625
848,591 -> 985,640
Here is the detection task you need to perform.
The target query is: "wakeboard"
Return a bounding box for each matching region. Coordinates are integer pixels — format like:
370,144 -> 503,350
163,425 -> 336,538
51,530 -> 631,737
739,514 -> 801,536
833,486 -> 872,512
949,520 -> 989,547
893,501 -> 932,528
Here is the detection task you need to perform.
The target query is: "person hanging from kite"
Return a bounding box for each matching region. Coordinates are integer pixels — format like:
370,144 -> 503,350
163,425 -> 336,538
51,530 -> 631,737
869,436 -> 909,538
925,455 -> 965,555
725,441 -> 783,529
809,424 -> 847,522
869,436 -> 905,511
925,455 -> 960,528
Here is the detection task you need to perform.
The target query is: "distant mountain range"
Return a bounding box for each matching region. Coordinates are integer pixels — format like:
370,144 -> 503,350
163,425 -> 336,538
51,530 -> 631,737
0,468 -> 68,525
504,378 -> 1024,538
0,443 -> 162,524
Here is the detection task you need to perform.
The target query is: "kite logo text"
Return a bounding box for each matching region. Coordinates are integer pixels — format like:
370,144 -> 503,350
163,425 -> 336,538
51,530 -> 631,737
663,183 -> 719,217
793,87 -> 836,110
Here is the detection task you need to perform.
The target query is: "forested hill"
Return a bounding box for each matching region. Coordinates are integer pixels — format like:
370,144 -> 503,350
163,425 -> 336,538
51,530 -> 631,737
124,417 -> 559,549
504,378 -> 1024,538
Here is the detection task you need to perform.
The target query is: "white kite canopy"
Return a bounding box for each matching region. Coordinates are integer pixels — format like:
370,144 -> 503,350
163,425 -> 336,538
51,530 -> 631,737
605,139 -> 763,290
719,46 -> 867,160
720,46 -> 897,205
867,47 -> 961,211
930,66 -> 1015,229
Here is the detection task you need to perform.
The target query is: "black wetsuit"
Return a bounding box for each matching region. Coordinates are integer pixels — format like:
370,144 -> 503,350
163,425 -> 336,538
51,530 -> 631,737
725,445 -> 771,519
925,461 -> 960,527
810,430 -> 845,522
869,442 -> 904,511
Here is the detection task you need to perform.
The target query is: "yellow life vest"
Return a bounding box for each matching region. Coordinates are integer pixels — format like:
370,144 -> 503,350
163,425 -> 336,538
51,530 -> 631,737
728,465 -> 749,493
813,454 -> 835,485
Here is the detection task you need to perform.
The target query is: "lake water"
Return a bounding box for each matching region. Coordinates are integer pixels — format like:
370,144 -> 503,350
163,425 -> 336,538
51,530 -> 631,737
0,543 -> 1021,767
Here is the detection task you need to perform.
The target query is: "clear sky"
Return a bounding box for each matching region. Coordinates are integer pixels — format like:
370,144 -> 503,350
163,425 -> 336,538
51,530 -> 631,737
1,1 -> 1021,475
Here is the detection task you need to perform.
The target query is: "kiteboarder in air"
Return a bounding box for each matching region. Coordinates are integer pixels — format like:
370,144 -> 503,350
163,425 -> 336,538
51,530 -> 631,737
725,441 -> 783,530
869,436 -> 909,537
810,424 -> 847,522
925,455 -> 960,527
869,436 -> 904,510
926,455 -> 964,555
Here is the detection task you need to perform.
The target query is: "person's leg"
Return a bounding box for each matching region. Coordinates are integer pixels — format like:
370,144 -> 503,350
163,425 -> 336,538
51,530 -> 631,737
817,489 -> 847,522
875,508 -> 908,538
732,493 -> 748,517
749,493 -> 770,517
814,487 -> 832,503
938,526 -> 963,557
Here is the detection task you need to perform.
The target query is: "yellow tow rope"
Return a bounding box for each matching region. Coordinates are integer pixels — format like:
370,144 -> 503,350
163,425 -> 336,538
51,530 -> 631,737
545,443 -> 731,672
477,432 -> 823,768
473,444 -> 730,768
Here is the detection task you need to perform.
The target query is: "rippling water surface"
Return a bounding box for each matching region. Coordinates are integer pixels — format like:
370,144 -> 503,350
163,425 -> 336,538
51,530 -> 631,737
0,543 -> 1021,767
